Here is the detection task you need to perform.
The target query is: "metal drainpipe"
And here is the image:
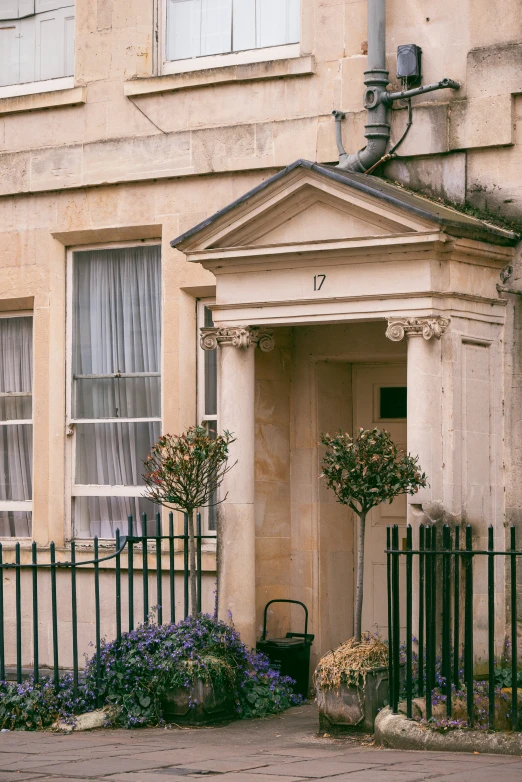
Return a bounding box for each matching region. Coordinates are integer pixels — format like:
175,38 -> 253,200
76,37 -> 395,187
334,0 -> 460,173
337,0 -> 390,173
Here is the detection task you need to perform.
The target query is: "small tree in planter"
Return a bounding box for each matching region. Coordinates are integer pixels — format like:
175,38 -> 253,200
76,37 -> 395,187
320,428 -> 427,642
317,428 -> 427,731
144,426 -> 235,616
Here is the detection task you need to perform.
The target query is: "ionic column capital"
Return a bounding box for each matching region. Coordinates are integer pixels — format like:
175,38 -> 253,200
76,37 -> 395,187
200,326 -> 275,353
385,316 -> 450,342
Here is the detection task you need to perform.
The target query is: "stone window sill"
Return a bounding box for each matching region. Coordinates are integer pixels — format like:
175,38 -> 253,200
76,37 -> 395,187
124,55 -> 315,97
0,85 -> 86,116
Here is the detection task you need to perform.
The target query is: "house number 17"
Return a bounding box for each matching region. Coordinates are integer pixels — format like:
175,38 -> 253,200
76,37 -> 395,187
314,274 -> 326,291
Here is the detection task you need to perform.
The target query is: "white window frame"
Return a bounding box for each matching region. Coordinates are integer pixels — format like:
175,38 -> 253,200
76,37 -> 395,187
160,0 -> 301,75
0,0 -> 75,99
0,75 -> 74,100
0,310 -> 34,534
197,298 -> 218,538
65,241 -> 162,542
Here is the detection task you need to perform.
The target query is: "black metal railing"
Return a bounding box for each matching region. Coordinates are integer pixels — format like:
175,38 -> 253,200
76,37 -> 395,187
387,523 -> 521,731
0,512 -> 213,694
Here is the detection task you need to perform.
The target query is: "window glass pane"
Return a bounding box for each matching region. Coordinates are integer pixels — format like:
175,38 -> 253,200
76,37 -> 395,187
0,315 -> 33,422
380,387 -> 407,419
0,510 -> 31,538
256,0 -> 300,48
75,421 -> 161,486
0,22 -> 20,87
166,0 -> 202,60
73,496 -> 158,540
232,0 -> 255,51
203,307 -> 217,417
74,377 -> 160,419
0,424 -> 32,500
200,0 -> 231,56
72,246 -> 161,419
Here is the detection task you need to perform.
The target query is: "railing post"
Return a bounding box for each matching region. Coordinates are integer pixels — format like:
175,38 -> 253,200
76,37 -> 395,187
32,542 -> 39,685
442,525 -> 452,717
487,525 -> 495,730
453,524 -> 460,688
128,515 -> 134,632
418,524 -> 425,697
183,513 -> 189,619
430,525 -> 437,695
94,536 -> 101,707
142,513 -> 149,623
71,541 -> 78,695
169,512 -> 175,624
15,542 -> 21,684
510,526 -> 518,731
425,524 -> 432,720
50,541 -> 59,692
156,512 -> 163,626
464,524 -> 474,728
386,526 -> 393,710
391,524 -> 400,713
196,512 -> 202,614
406,524 -> 413,719
115,529 -> 121,643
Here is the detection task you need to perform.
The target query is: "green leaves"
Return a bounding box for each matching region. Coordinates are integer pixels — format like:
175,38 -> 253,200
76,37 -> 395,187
320,427 -> 427,516
143,426 -> 236,514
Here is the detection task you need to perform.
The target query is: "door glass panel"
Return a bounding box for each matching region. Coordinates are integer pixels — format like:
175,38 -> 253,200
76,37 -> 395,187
379,386 -> 407,419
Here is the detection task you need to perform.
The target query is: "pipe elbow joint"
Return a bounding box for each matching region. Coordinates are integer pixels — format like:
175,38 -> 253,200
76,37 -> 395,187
336,137 -> 389,173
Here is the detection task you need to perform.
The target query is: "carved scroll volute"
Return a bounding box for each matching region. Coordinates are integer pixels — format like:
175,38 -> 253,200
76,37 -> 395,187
200,326 -> 275,352
386,317 -> 450,342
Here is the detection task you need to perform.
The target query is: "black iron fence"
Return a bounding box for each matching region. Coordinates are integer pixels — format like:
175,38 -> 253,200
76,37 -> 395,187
0,513 -> 213,693
387,523 -> 521,730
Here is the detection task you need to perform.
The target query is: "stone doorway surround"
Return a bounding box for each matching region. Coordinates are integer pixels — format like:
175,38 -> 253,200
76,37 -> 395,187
171,160 -> 517,650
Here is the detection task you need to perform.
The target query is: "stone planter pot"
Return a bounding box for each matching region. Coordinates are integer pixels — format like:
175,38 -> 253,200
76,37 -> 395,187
161,679 -> 236,726
316,666 -> 390,733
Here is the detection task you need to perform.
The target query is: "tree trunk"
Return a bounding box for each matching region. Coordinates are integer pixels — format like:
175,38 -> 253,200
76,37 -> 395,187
187,509 -> 198,616
354,511 -> 367,642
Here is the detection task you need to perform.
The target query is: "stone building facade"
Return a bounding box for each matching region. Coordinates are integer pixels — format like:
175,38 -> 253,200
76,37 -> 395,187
0,0 -> 521,667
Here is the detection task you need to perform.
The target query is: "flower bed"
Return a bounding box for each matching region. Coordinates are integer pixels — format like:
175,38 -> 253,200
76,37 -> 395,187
0,615 -> 301,731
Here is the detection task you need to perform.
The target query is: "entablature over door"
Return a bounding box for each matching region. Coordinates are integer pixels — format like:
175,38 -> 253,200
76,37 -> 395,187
171,160 -> 516,326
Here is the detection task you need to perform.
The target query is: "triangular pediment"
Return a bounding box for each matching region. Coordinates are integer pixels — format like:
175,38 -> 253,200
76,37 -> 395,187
218,183 -> 414,248
171,160 -> 516,254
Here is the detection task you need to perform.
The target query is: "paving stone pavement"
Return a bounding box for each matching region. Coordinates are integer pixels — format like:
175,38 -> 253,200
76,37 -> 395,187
0,704 -> 521,781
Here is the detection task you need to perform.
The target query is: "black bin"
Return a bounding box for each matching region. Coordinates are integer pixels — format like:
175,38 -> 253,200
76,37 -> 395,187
256,599 -> 314,698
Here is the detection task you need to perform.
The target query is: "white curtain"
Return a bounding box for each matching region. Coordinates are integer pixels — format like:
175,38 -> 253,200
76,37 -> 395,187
0,316 -> 33,538
72,246 -> 161,539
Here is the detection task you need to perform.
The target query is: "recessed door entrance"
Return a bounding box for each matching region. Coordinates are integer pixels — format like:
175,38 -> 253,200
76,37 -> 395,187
353,364 -> 407,635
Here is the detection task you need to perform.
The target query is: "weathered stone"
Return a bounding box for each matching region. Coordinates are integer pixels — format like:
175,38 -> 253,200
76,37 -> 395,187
52,708 -> 109,733
375,706 -> 522,755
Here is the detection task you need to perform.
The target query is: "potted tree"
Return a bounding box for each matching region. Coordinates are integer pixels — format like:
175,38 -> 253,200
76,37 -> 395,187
143,426 -> 236,724
315,427 -> 426,731
143,425 -> 235,617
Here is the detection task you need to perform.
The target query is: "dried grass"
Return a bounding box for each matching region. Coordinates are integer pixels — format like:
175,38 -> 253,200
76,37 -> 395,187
314,633 -> 389,691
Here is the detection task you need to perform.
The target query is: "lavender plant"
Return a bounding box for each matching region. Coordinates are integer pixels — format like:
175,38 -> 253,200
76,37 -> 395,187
0,615 -> 301,731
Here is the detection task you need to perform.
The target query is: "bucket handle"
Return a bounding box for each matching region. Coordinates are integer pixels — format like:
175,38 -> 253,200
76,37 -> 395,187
261,599 -> 309,641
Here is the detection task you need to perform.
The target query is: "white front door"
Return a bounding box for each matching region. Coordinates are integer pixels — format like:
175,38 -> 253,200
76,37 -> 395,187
353,364 -> 407,636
